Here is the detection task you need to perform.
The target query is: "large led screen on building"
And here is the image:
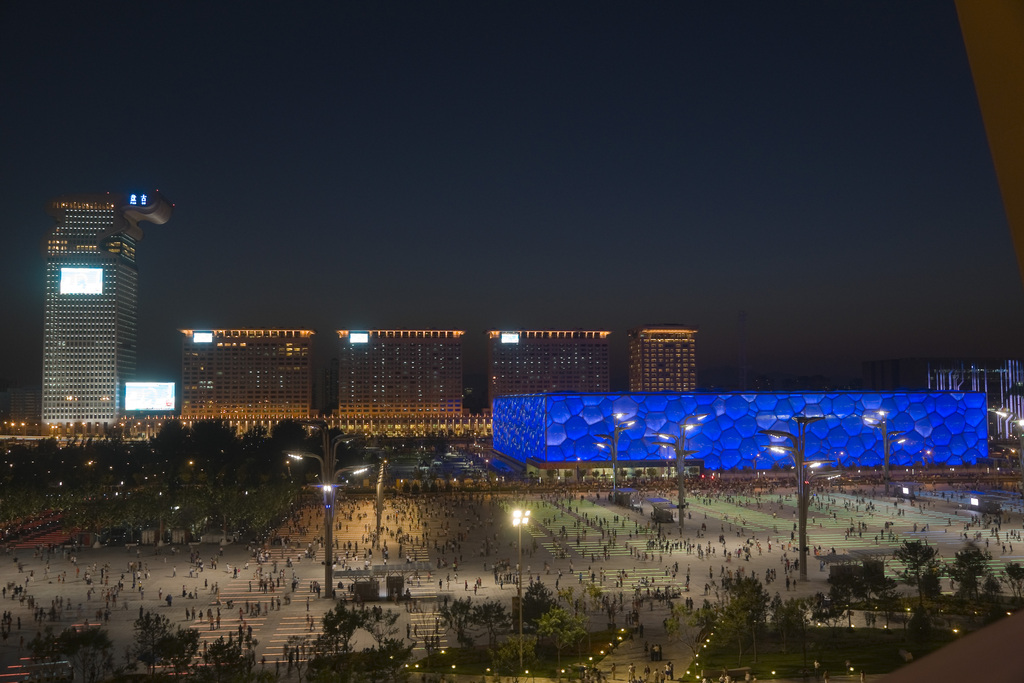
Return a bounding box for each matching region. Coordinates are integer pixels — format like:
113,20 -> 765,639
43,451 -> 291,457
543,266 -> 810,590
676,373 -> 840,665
59,267 -> 103,294
125,382 -> 176,411
492,392 -> 987,470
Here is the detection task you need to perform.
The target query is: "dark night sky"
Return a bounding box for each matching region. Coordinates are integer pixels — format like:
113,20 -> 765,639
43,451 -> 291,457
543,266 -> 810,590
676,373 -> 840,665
2,1 -> 1022,391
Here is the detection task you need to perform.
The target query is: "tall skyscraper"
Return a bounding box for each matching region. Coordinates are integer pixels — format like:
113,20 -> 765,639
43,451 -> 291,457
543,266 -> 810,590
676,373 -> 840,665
337,330 -> 463,417
42,192 -> 172,429
628,325 -> 699,392
180,329 -> 314,421
486,329 -> 611,407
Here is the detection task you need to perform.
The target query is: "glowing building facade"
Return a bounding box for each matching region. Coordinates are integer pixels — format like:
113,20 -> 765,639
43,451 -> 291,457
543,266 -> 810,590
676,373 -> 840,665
863,357 -> 1024,440
337,330 -> 463,418
487,329 -> 610,407
628,325 -> 698,392
42,192 -> 172,429
180,329 -> 314,421
492,391 -> 987,471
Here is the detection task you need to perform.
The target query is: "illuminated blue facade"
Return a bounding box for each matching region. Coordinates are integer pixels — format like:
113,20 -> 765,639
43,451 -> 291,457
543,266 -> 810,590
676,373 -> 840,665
492,392 -> 987,470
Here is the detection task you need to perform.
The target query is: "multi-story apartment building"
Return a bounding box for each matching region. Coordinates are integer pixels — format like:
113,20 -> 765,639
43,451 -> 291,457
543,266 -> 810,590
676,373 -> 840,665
337,330 -> 463,418
42,192 -> 172,430
486,329 -> 610,406
180,329 -> 314,421
627,325 -> 698,392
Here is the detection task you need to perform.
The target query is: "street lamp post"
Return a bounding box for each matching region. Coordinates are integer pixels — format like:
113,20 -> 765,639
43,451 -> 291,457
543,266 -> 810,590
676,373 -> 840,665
653,414 -> 707,535
595,413 -> 636,504
761,415 -> 824,582
512,508 -> 530,670
863,411 -> 906,498
992,409 -> 1024,498
375,458 -> 387,548
288,424 -> 351,599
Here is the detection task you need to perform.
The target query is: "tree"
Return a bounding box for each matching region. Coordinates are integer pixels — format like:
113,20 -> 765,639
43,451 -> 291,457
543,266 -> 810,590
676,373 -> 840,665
811,591 -> 846,636
28,627 -> 62,664
948,546 -> 989,602
860,567 -> 900,617
271,420 -> 313,464
557,586 -> 581,615
30,627 -> 116,683
286,635 -> 313,683
131,611 -> 173,675
906,605 -> 932,643
168,485 -> 214,541
315,603 -> 368,658
440,597 -> 476,646
195,634 -> 259,683
536,606 -> 587,666
161,626 -> 200,678
521,581 -> 557,631
1003,562 -> 1024,603
584,583 -> 604,622
151,421 -> 190,471
360,638 -> 414,683
472,600 -> 512,648
365,606 -> 401,649
665,599 -> 718,661
893,540 -> 943,606
769,596 -> 809,656
873,578 -> 903,628
491,635 -> 537,682
191,420 -> 239,466
309,603 -> 412,681
982,572 -> 1003,604
607,596 -> 626,628
717,576 -> 770,665
826,570 -> 862,628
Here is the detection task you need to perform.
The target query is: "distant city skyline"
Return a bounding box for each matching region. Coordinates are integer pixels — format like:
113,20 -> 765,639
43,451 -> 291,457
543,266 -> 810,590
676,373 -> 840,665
3,2 -> 1023,392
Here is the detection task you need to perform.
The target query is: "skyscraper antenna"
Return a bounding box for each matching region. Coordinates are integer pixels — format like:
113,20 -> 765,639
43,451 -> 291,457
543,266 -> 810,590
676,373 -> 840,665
738,310 -> 748,390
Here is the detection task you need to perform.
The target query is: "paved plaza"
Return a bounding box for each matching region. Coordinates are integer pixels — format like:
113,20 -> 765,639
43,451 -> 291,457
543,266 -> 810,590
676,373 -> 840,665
0,478 -> 1019,680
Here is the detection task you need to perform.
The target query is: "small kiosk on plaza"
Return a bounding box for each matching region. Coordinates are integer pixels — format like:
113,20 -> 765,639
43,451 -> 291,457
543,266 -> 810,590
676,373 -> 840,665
334,561 -> 433,601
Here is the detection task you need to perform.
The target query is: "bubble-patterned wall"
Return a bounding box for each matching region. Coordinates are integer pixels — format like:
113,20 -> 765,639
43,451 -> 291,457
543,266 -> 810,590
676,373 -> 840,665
492,392 -> 987,470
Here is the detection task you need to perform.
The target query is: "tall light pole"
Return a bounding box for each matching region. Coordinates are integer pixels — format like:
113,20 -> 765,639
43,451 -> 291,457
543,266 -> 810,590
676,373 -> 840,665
375,457 -> 387,548
863,411 -> 906,497
653,414 -> 707,534
595,413 -> 636,504
512,508 -> 530,669
288,424 -> 352,599
761,415 -> 824,582
992,409 -> 1024,498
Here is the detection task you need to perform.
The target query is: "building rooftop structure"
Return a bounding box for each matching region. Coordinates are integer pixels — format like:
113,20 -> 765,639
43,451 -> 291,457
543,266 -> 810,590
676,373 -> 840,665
42,191 -> 172,431
486,329 -> 610,407
179,328 -> 314,423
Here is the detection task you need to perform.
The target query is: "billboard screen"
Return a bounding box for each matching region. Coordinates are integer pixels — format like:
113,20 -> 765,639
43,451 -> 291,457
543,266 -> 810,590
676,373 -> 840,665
500,333 -> 520,344
350,332 -> 369,344
125,382 -> 176,411
59,267 -> 103,294
193,331 -> 213,343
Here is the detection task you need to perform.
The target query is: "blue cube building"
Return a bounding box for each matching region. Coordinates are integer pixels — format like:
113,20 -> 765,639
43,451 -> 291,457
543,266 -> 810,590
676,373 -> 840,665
492,391 -> 987,472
